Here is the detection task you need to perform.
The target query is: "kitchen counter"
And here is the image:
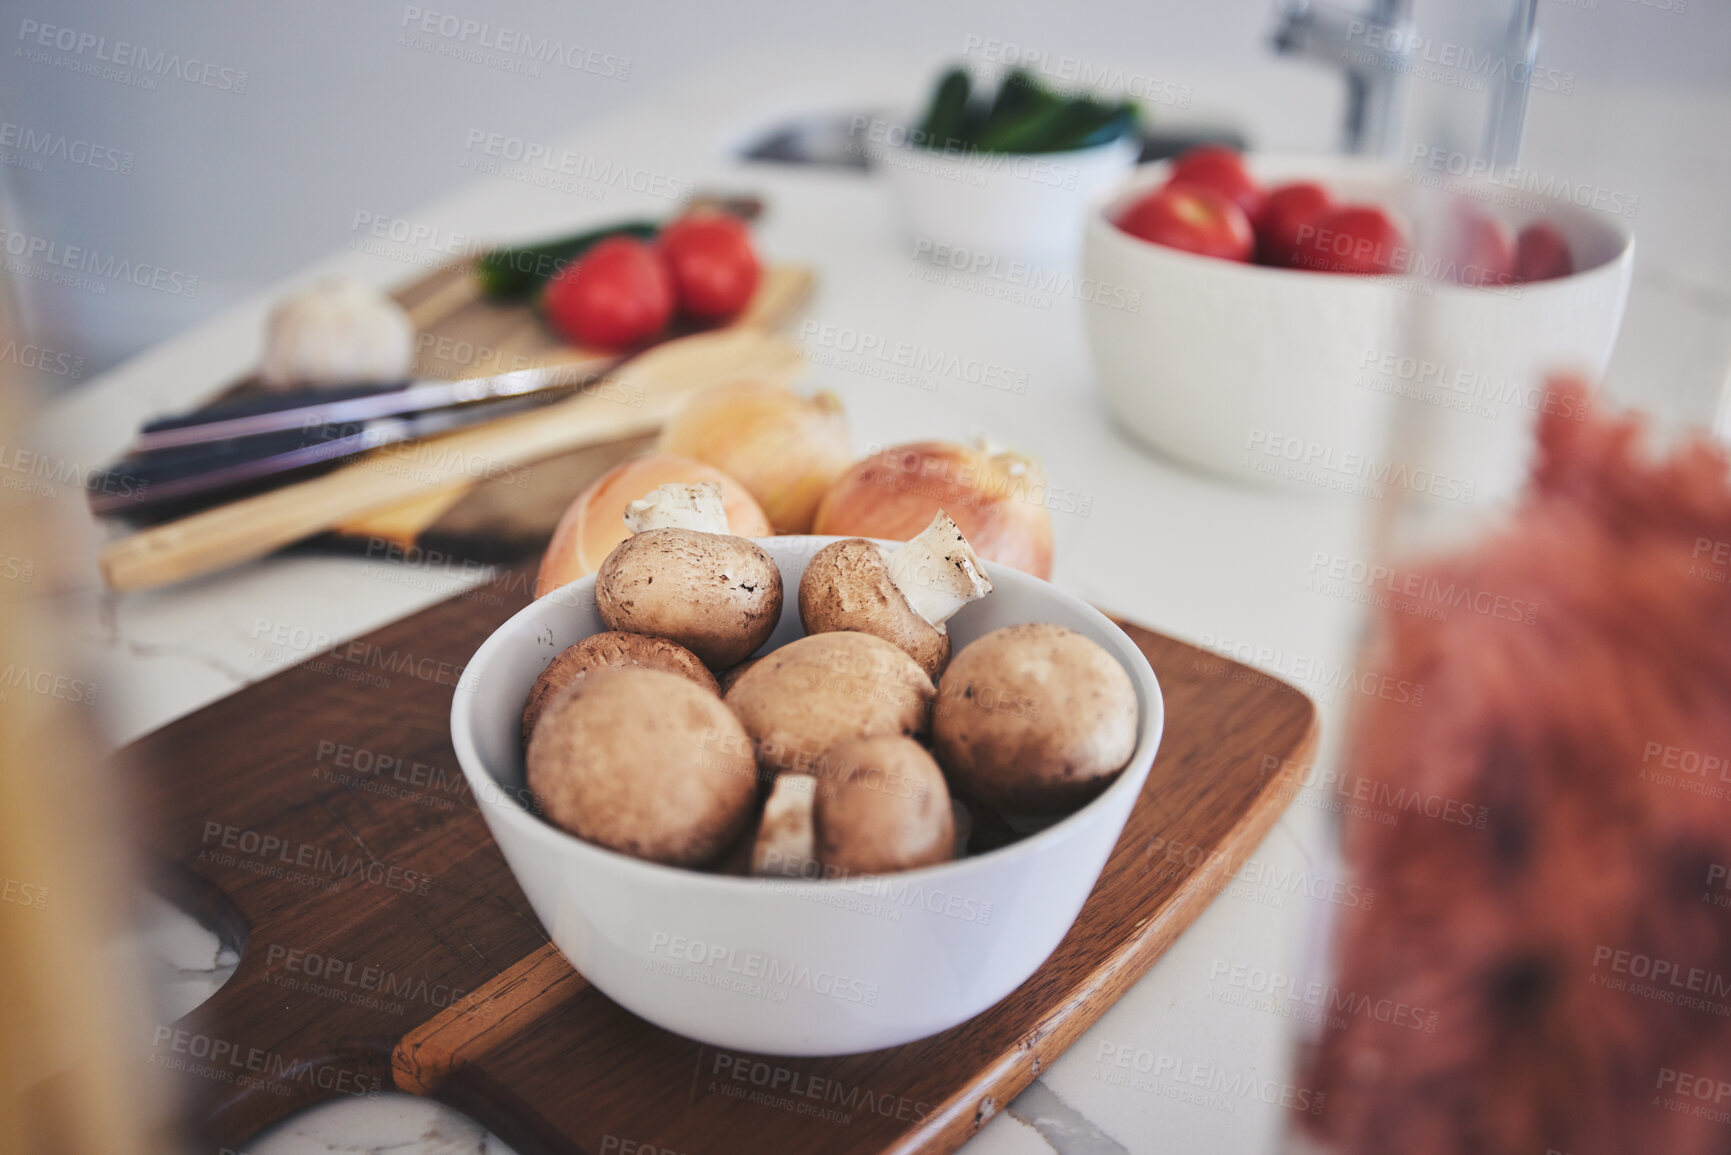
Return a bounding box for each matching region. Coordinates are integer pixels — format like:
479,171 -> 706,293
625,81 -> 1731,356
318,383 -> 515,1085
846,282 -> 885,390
27,49 -> 1725,1155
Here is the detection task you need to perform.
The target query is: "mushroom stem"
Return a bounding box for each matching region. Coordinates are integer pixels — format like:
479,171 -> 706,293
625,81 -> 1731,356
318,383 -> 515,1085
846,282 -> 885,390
752,773 -> 817,877
623,481 -> 733,535
885,511 -> 993,630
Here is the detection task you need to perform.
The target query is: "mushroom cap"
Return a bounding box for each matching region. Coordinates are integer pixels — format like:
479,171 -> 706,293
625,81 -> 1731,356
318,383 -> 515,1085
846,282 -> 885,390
932,623 -> 1138,813
813,735 -> 954,875
724,632 -> 934,777
798,538 -> 950,679
595,528 -> 783,668
715,656 -> 761,696
521,631 -> 719,745
526,667 -> 758,866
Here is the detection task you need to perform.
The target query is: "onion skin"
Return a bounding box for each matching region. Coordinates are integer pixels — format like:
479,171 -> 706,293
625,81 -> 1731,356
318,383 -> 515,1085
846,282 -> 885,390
536,453 -> 772,596
658,380 -> 851,534
811,441 -> 1054,579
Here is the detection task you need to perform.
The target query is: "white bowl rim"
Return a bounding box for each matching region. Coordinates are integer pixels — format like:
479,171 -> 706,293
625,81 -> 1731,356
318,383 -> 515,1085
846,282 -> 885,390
1086,153 -> 1636,289
890,132 -> 1141,166
449,536 -> 1167,897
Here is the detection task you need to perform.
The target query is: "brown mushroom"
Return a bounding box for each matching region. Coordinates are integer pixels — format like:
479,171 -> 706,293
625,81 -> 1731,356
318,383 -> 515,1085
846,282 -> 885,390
527,667 -> 758,866
799,540 -> 949,678
595,529 -> 782,668
932,623 -> 1138,813
798,512 -> 991,679
813,735 -> 954,875
590,481 -> 784,669
724,632 -> 933,777
521,631 -> 718,744
715,657 -> 761,696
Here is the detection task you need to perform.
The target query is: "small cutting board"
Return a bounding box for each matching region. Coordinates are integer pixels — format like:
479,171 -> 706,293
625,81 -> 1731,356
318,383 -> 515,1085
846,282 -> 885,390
124,569 -> 1317,1155
126,256 -> 814,564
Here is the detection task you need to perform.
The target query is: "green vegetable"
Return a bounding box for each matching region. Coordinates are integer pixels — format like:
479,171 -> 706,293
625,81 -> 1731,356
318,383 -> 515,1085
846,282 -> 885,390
985,68 -> 1059,129
475,221 -> 658,300
917,68 -> 972,152
913,66 -> 1140,156
956,99 -> 989,149
976,100 -> 1076,154
1069,103 -> 1141,151
1035,100 -> 1141,153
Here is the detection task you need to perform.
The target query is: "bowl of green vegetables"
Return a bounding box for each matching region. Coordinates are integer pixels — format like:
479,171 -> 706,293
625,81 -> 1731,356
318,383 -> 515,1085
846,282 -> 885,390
869,67 -> 1141,262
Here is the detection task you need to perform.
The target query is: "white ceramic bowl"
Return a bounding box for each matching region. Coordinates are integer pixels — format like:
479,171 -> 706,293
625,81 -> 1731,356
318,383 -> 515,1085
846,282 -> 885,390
867,113 -> 1139,260
1082,156 -> 1635,502
450,537 -> 1164,1056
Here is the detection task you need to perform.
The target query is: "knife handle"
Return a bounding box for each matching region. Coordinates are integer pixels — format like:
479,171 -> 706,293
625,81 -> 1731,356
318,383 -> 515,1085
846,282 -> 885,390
139,383 -> 408,435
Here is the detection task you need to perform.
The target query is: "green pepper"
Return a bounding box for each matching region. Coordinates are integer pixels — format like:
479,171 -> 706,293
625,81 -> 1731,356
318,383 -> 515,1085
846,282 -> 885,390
1039,100 -> 1141,153
984,68 -> 1058,129
474,221 -> 659,300
955,98 -> 989,151
913,65 -> 1143,156
971,76 -> 1138,154
917,68 -> 972,152
975,99 -> 1076,154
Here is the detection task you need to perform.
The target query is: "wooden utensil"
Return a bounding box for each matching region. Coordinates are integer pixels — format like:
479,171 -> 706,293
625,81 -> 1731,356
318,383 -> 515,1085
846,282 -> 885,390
99,326 -> 804,592
124,566 -> 1318,1155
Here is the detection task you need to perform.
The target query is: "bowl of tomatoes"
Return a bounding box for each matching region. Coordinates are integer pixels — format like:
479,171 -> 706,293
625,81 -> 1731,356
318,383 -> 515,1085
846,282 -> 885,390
1082,148 -> 1635,502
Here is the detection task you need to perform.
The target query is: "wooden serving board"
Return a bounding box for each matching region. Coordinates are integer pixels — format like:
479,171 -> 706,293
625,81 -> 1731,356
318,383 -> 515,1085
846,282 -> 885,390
167,254 -> 814,564
125,568 -> 1317,1155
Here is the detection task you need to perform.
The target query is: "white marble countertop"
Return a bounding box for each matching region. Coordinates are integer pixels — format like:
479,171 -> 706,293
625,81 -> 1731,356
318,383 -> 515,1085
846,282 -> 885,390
26,49 -> 1729,1155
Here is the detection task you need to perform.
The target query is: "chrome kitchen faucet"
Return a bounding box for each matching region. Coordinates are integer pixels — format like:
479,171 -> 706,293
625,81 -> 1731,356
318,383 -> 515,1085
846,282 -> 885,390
1274,0 -> 1541,166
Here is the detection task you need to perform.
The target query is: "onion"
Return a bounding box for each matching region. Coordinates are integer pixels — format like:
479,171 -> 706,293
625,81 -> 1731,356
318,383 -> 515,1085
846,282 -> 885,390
812,441 -> 1054,578
658,380 -> 851,533
536,453 -> 772,596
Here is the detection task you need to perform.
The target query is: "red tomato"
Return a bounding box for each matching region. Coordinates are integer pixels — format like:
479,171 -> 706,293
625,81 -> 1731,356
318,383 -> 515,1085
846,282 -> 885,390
1117,183 -> 1255,262
1168,146 -> 1264,220
543,236 -> 674,348
1450,210 -> 1516,286
658,212 -> 761,320
1515,223 -> 1574,282
1254,181 -> 1333,268
1293,205 -> 1408,275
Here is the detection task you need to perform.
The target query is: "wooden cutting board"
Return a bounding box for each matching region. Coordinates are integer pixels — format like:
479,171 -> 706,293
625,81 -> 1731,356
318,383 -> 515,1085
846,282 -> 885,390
171,254 -> 814,563
125,568 -> 1317,1155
